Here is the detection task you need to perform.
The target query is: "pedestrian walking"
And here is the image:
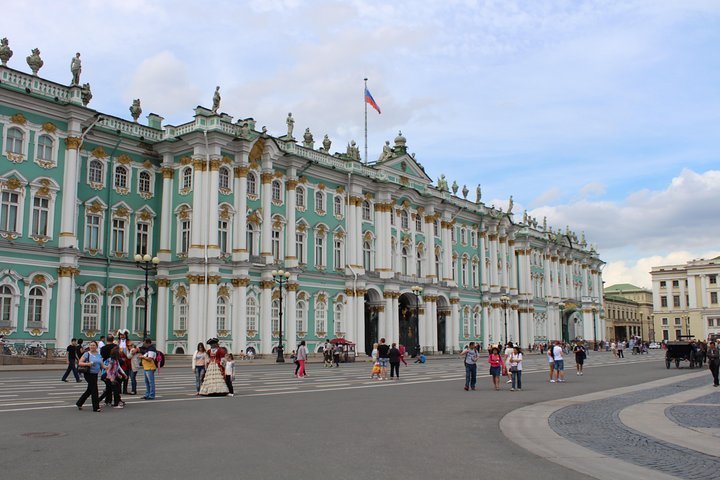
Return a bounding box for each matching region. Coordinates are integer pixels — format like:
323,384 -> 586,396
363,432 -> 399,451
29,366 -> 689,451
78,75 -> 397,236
617,340 -> 625,358
192,342 -> 209,395
377,338 -> 390,380
488,347 -> 504,391
76,341 -> 103,412
508,346 -> 523,391
504,342 -> 514,384
574,343 -> 586,375
547,345 -> 555,382
323,340 -> 332,368
103,346 -> 127,409
140,338 -> 157,400
224,353 -> 235,397
296,340 -> 308,379
389,342 -> 401,379
98,335 -> 116,406
61,338 -> 81,383
333,343 -> 342,367
461,342 -> 479,391
399,344 -> 408,366
127,342 -> 139,395
707,341 -> 719,387
552,341 -> 565,383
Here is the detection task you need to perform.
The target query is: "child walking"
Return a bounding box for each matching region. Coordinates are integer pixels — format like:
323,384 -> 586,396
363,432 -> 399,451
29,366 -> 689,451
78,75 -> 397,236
224,353 -> 235,397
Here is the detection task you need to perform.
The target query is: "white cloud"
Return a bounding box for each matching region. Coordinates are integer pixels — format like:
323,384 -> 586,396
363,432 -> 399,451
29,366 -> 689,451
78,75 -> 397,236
604,250 -> 720,289
580,182 -> 606,197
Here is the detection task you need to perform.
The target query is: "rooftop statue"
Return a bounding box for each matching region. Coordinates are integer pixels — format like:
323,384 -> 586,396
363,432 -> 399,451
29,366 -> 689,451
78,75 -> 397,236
507,195 -> 514,214
70,52 -> 81,85
462,184 -> 469,199
437,175 -> 448,192
0,38 -> 13,66
81,83 -> 92,106
451,181 -> 459,195
239,122 -> 250,138
303,127 -> 314,148
346,140 -> 360,161
543,216 -> 547,231
130,99 -> 142,122
476,184 -> 481,203
377,140 -> 393,162
211,86 -> 221,113
523,210 -> 528,224
26,47 -> 43,76
322,134 -> 331,153
286,112 -> 294,138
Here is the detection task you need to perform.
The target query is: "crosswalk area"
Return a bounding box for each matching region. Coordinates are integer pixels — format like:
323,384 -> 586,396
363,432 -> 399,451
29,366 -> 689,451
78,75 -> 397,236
0,351 -> 661,413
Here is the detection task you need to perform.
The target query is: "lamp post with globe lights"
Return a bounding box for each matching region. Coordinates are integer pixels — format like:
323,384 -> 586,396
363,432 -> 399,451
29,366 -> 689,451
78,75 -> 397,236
134,253 -> 159,340
272,268 -> 291,363
558,302 -> 566,343
411,285 -> 423,356
500,294 -> 510,345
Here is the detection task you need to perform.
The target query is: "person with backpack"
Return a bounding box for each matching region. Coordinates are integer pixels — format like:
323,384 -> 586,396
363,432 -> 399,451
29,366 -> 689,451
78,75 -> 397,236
140,338 -> 157,400
461,342 -> 479,391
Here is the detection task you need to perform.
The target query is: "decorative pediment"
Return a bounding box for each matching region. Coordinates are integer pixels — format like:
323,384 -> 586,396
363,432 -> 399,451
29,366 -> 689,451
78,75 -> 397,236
375,153 -> 432,185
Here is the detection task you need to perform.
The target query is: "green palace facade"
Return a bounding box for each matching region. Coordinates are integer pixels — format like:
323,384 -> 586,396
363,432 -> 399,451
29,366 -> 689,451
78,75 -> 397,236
0,49 -> 605,355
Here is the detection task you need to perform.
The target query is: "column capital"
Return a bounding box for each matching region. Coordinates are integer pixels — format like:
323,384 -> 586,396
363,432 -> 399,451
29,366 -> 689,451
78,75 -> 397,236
64,137 -> 82,150
161,167 -> 174,179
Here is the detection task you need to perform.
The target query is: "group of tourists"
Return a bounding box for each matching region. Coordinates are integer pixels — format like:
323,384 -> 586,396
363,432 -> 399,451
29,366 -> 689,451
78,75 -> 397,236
369,338 -> 405,380
71,331 -> 158,412
461,341 -> 525,391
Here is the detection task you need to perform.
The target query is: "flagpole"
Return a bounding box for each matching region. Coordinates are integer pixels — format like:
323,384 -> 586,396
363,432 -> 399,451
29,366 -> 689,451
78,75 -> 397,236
364,77 -> 368,165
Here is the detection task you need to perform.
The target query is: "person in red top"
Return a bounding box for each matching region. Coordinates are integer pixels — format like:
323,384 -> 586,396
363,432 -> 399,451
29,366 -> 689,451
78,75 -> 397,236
487,347 -> 504,391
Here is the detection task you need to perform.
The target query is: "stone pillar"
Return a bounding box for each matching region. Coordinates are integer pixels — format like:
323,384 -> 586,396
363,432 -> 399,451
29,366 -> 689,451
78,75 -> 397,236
187,277 -> 202,354
353,197 -> 364,270
508,240 -> 518,295
56,266 -> 79,347
285,281 -> 298,354
260,172 -> 273,262
382,291 -> 392,342
232,277 -> 249,354
450,297 -> 460,353
441,220 -> 453,283
489,234 -> 499,291
207,158 -> 221,257
285,179 -> 298,268
346,195 -> 356,268
233,163 -> 249,262
59,136 -> 81,248
260,278 -> 273,354
155,278 -> 170,351
424,212 -> 435,280
190,158 -> 205,256
350,286 -> 363,345
480,231 -> 488,290
158,164 -> 174,262
498,236 -> 508,290
482,304 -> 490,348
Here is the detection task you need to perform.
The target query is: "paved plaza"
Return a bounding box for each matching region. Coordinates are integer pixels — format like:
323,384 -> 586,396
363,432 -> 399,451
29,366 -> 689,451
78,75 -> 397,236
0,351 -> 717,480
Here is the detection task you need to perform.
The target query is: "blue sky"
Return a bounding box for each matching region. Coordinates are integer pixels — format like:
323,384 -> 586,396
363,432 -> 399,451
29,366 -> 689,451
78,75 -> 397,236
3,0 -> 719,287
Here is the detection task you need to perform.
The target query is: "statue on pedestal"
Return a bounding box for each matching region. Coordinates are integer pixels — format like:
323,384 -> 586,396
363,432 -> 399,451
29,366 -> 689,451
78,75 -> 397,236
81,83 -> 92,106
507,195 -> 514,214
302,128 -> 314,149
130,99 -> 142,122
70,52 -> 82,85
286,112 -> 294,138
451,181 -> 459,195
437,175 -> 448,192
377,140 -> 393,162
0,38 -> 13,66
26,48 -> 43,76
239,122 -> 250,138
462,184 -> 469,199
475,184 -> 481,203
211,86 -> 221,113
347,140 -> 360,161
322,134 -> 331,153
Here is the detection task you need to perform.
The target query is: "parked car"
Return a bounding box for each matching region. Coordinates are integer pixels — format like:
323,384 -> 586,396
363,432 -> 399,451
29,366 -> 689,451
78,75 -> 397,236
649,342 -> 661,349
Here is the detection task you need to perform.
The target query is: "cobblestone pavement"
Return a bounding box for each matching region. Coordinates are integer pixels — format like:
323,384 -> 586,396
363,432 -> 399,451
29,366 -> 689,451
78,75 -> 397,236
549,376 -> 720,480
666,404 -> 720,429
688,391 -> 720,404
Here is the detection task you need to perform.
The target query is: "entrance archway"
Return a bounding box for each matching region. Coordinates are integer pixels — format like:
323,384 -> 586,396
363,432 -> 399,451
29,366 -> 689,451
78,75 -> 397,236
436,296 -> 450,353
364,289 -> 382,356
398,293 -> 420,355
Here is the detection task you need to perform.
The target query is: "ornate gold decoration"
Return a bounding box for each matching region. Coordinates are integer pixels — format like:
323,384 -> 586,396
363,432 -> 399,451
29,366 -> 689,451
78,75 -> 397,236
296,223 -> 307,232
40,122 -> 57,133
260,280 -> 275,289
218,285 -> 230,297
5,178 -> 23,190
285,179 -> 298,190
10,113 -> 27,125
32,275 -> 45,284
316,225 -> 327,235
58,266 -> 80,278
86,284 -> 98,293
114,207 -> 129,218
334,230 -> 345,239
286,283 -> 299,292
178,206 -> 190,220
272,217 -> 283,229
139,210 -> 152,221
317,293 -> 327,302
317,183 -> 326,190
231,277 -> 250,287
335,186 -> 345,193
64,137 -> 82,150
192,159 -> 205,170
175,286 -> 187,297
207,275 -> 221,284
210,159 -> 221,171
260,172 -> 273,184
234,166 -> 249,177
222,155 -> 233,164
91,147 -> 108,159
180,156 -> 192,165
246,330 -> 257,338
449,298 -> 460,304
363,231 -> 373,241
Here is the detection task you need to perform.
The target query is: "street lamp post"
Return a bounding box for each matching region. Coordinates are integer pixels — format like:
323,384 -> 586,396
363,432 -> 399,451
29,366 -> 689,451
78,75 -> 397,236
500,295 -> 510,346
685,315 -> 690,338
272,268 -> 291,363
558,302 -> 565,343
591,306 -> 598,351
411,285 -> 423,355
134,253 -> 160,340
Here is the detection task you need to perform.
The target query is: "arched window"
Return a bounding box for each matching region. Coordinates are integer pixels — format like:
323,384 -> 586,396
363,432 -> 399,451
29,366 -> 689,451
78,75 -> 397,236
362,200 -> 371,221
271,299 -> 280,334
89,159 -> 104,184
401,247 -> 409,275
247,172 -> 257,195
433,219 -> 439,237
26,287 -> 44,326
109,296 -> 123,332
315,301 -> 327,334
363,240 -> 372,271
37,134 -> 53,160
333,196 -> 342,216
460,227 -> 467,245
219,167 -> 230,190
315,191 -> 325,212
0,285 -> 14,325
114,165 -> 128,189
246,297 -> 258,332
272,180 -> 282,202
138,171 -> 151,194
296,300 -> 306,333
82,294 -> 99,331
182,167 -> 193,190
134,297 -> 146,334
176,297 -> 188,330
435,250 -> 442,278
7,127 -> 24,154
400,210 -> 409,229
271,227 -> 281,261
217,297 -> 227,331
296,186 -> 305,208
334,303 -> 344,334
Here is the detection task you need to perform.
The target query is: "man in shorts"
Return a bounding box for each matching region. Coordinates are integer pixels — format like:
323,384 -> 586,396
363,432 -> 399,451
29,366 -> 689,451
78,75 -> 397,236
377,338 -> 390,380
552,341 -> 565,383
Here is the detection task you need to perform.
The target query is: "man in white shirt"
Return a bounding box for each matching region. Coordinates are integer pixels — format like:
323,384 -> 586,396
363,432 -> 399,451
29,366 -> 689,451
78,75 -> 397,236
552,342 -> 565,383
504,342 -> 515,383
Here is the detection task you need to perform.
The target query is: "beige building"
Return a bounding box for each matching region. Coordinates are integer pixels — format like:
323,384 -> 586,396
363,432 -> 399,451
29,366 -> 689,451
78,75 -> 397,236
651,257 -> 720,341
603,284 -> 653,341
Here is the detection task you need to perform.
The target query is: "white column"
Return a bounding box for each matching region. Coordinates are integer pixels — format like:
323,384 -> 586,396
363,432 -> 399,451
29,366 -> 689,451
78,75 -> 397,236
480,232 -> 488,290
489,235 -> 499,290
260,172 -> 273,261
442,221 -> 453,282
498,237 -> 507,290
59,136 -> 81,248
155,280 -> 169,351
260,282 -> 272,354
55,270 -> 75,347
482,305 -> 490,348
188,281 -> 201,354
424,213 -> 435,279
346,195 -> 356,268
354,292 -> 364,352
285,282 -> 297,355
687,275 -> 697,308
449,299 -> 460,352
354,199 -> 364,270
232,279 -> 248,354
285,180 -> 297,268
234,164 -> 248,261
382,292 -> 392,341
159,164 -> 174,261
190,158 -> 204,255
207,159 -> 221,256
391,294 -> 400,344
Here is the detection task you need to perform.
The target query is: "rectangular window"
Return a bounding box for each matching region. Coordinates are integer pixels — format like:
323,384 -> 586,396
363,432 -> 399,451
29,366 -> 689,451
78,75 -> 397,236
672,280 -> 679,288
660,280 -> 666,288
0,192 -> 19,233
271,230 -> 280,261
136,222 -> 149,256
709,275 -> 717,285
673,295 -> 680,308
334,240 -> 342,270
661,317 -> 668,326
86,214 -> 101,250
674,317 -> 681,326
180,220 -> 190,254
315,235 -> 325,267
219,220 -> 229,255
711,292 -> 718,304
31,196 -> 49,236
296,233 -> 305,264
662,330 -> 668,341
675,329 -> 682,340
660,296 -> 667,307
112,218 -> 126,253
709,318 -> 715,327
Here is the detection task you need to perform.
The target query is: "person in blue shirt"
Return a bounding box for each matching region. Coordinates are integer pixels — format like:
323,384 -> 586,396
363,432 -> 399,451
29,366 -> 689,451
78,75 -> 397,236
414,352 -> 427,364
76,341 -> 103,412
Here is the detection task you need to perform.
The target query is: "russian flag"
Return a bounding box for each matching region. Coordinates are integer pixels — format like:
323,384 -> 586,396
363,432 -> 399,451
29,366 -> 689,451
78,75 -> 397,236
365,87 -> 381,114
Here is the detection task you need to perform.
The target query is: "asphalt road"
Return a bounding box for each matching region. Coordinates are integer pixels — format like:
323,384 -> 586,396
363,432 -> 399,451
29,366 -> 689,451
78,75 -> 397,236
0,350 -> 697,480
